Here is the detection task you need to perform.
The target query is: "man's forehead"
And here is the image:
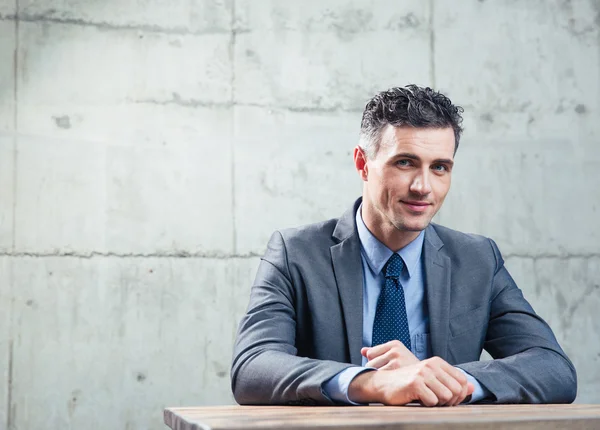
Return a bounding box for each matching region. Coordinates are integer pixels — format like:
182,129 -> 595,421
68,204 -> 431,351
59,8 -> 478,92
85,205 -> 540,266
381,125 -> 455,157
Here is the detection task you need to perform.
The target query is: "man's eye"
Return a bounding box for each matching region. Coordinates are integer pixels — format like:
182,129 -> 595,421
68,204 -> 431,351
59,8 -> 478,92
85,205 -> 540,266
432,164 -> 447,172
396,159 -> 411,166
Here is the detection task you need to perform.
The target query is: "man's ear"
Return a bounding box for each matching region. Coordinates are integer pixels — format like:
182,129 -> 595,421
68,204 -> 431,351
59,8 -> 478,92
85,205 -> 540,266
353,146 -> 369,181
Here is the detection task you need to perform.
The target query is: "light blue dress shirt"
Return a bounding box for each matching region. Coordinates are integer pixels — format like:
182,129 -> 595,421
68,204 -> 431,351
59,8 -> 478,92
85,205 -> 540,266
322,207 -> 490,404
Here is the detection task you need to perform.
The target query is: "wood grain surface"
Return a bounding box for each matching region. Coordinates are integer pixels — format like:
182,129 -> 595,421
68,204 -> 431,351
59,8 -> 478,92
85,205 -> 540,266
164,404 -> 600,430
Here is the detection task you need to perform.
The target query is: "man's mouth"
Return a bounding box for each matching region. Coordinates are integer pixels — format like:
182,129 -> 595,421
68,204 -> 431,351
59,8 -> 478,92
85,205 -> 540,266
401,200 -> 431,213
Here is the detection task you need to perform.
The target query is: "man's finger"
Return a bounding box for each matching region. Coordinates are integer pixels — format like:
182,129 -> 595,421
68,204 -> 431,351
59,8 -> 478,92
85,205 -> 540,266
365,340 -> 409,360
437,360 -> 468,386
424,376 -> 453,406
415,383 -> 439,407
451,378 -> 469,406
364,342 -> 392,360
432,368 -> 463,406
423,358 -> 469,406
365,351 -> 394,369
379,363 -> 395,371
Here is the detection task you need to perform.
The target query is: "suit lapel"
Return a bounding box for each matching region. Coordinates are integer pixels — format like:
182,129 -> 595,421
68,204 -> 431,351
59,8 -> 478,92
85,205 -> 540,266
331,199 -> 364,366
423,225 -> 451,360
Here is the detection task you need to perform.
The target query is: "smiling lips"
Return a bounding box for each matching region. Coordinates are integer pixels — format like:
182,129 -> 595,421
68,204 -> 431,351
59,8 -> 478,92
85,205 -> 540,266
401,200 -> 431,213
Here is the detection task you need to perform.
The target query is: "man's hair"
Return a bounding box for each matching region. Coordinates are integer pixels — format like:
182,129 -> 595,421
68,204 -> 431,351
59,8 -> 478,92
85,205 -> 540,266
359,85 -> 464,158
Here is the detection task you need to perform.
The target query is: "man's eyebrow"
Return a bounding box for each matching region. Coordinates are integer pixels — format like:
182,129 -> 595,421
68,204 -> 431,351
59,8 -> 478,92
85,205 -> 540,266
393,152 -> 420,160
434,158 -> 454,167
393,153 -> 455,166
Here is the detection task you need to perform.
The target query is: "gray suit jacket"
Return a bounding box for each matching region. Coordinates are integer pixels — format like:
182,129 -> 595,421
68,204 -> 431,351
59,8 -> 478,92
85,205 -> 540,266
231,198 -> 577,405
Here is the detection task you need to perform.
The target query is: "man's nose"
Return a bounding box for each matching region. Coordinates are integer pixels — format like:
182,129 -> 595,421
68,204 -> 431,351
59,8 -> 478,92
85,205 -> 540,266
409,171 -> 432,196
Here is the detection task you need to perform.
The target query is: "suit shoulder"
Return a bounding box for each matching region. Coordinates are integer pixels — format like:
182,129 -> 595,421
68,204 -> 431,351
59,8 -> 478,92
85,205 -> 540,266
430,223 -> 497,257
277,218 -> 338,248
430,223 -> 491,244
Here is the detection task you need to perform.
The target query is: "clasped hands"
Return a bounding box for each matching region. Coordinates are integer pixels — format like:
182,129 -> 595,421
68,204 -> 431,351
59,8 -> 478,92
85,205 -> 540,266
348,340 -> 475,407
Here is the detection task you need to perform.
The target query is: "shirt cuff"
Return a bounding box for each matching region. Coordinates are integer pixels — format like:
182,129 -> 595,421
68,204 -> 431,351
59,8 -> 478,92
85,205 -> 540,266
322,367 -> 375,405
456,368 -> 491,403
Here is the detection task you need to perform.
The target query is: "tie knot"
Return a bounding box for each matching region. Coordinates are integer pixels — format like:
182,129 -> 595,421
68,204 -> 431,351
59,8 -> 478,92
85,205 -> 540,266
384,253 -> 403,278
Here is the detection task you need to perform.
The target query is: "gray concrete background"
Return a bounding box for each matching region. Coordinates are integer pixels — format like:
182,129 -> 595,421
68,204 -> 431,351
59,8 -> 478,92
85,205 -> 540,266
0,0 -> 598,429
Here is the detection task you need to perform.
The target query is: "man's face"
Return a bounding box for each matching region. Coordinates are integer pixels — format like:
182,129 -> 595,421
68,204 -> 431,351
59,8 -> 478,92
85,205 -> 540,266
357,125 -> 455,233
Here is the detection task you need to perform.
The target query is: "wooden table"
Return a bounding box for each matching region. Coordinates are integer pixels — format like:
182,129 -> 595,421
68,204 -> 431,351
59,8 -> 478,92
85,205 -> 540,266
164,404 -> 600,430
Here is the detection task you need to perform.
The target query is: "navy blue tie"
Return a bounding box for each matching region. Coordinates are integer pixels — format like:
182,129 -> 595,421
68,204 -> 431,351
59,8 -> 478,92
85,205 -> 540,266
372,253 -> 411,349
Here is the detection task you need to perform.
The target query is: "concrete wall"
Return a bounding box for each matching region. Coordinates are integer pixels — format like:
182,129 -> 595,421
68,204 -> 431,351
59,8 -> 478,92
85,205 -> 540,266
0,0 -> 598,428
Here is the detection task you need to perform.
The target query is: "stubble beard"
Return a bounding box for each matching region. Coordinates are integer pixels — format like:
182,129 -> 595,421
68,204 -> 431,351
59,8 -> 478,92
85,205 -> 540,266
390,214 -> 430,233
367,194 -> 434,235
391,194 -> 443,233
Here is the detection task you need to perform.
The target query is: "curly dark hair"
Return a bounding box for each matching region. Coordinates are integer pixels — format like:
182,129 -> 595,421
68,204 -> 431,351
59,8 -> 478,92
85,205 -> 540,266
359,85 -> 464,157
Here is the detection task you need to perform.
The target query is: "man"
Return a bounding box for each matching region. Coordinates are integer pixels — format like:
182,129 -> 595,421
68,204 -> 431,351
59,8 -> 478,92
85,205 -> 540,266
231,85 -> 577,406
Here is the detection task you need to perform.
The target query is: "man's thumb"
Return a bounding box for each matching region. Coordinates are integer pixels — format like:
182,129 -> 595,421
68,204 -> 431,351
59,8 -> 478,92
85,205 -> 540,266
467,383 -> 475,395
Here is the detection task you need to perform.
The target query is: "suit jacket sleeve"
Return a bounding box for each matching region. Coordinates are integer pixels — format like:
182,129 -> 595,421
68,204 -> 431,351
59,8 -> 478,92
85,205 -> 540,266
230,231 -> 356,405
456,239 -> 577,404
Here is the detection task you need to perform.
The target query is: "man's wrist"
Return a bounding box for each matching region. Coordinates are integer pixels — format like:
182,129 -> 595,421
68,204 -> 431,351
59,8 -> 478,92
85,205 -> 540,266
348,369 -> 379,404
322,367 -> 372,405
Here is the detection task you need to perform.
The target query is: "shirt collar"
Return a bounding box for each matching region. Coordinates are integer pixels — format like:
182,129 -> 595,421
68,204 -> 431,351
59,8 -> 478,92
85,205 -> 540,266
355,204 -> 425,277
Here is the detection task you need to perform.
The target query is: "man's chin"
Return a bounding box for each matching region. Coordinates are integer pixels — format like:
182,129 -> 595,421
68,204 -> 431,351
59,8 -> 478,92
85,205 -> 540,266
392,218 -> 431,232
403,225 -> 428,232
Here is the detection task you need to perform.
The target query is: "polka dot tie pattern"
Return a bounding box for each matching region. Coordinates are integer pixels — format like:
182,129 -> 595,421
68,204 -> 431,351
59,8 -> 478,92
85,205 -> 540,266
371,253 -> 412,350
